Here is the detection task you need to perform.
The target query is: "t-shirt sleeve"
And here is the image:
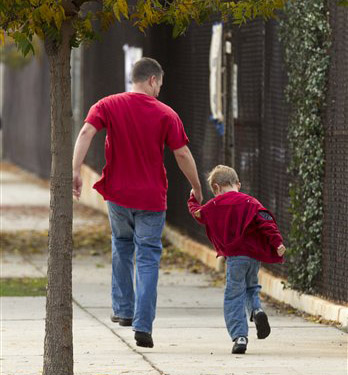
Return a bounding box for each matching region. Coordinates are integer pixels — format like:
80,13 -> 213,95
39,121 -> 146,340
165,112 -> 189,151
84,100 -> 107,131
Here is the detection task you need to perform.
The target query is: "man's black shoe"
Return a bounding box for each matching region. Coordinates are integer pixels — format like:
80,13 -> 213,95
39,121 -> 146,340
253,309 -> 271,339
110,314 -> 119,323
110,314 -> 133,326
119,318 -> 133,326
134,331 -> 154,348
232,337 -> 248,354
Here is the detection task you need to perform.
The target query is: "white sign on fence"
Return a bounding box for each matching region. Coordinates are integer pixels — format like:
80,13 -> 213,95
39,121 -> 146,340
123,44 -> 143,92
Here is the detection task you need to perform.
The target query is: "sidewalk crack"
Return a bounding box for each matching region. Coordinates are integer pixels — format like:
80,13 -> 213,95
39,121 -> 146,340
73,299 -> 165,375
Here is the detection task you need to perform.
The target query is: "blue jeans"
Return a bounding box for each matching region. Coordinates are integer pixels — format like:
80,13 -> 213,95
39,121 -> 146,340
107,201 -> 166,334
224,256 -> 262,340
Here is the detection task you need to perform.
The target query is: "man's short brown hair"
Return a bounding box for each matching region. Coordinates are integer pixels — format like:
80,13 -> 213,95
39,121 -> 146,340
131,57 -> 164,83
207,165 -> 239,192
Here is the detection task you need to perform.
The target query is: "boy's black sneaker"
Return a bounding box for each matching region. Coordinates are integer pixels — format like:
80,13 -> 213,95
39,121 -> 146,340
232,337 -> 248,354
253,309 -> 271,339
134,331 -> 154,348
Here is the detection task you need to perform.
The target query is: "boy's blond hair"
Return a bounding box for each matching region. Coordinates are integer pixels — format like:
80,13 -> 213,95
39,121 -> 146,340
207,165 -> 239,192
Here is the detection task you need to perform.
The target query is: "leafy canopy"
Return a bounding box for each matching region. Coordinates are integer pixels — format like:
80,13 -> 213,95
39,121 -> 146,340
1,0 -> 288,55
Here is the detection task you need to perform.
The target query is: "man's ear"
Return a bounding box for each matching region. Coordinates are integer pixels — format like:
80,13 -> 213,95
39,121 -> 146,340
149,75 -> 156,86
238,182 -> 241,191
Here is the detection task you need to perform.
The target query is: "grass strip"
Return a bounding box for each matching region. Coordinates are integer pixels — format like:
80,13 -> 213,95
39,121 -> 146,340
1,277 -> 47,296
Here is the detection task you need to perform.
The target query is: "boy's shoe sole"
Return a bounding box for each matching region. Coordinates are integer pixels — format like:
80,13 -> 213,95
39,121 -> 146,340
254,311 -> 271,339
134,331 -> 154,348
232,344 -> 247,354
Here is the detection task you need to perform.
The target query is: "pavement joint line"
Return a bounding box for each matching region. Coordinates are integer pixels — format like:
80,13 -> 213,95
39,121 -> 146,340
2,319 -> 45,321
18,254 -> 166,374
85,306 -> 222,310
20,253 -> 46,276
72,298 -> 165,375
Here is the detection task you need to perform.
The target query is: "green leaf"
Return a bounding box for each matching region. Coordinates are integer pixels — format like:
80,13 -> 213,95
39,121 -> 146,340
172,22 -> 184,38
12,31 -> 34,57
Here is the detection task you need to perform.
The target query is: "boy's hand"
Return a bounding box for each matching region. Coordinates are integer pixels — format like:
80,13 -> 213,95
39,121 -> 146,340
277,244 -> 286,256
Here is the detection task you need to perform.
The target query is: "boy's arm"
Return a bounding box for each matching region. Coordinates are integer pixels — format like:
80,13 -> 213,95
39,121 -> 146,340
254,211 -> 286,256
187,191 -> 206,225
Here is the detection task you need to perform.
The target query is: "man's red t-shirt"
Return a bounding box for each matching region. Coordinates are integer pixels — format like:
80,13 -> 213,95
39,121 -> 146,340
85,92 -> 189,211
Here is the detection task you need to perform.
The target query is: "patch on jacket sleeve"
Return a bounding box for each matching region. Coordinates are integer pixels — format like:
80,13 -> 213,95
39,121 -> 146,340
258,211 -> 273,221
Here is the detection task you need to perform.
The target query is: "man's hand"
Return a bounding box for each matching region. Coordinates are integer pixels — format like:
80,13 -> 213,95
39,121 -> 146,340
192,187 -> 203,204
73,171 -> 83,200
277,244 -> 286,257
190,188 -> 203,204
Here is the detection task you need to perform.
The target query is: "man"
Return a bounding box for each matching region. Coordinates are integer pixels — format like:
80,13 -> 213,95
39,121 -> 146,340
72,57 -> 202,348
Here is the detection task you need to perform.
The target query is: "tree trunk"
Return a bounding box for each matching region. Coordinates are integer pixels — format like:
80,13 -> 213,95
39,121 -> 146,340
43,20 -> 74,375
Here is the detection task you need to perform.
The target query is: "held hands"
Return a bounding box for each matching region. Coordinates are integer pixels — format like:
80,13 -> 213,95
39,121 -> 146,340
191,188 -> 203,204
277,244 -> 286,257
73,171 -> 83,200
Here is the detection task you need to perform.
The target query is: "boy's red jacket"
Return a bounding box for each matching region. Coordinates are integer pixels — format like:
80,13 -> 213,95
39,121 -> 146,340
188,191 -> 284,263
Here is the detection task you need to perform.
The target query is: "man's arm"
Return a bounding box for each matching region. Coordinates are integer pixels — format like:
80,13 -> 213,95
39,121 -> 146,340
72,123 -> 97,199
173,145 -> 203,203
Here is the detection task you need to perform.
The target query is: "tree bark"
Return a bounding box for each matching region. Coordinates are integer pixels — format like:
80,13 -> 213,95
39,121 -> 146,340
43,20 -> 74,375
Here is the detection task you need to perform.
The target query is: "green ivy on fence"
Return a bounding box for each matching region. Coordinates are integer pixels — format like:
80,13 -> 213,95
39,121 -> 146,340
279,0 -> 331,293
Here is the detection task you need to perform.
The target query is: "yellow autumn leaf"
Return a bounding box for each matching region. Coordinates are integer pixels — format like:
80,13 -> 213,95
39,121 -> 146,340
118,0 -> 129,19
53,8 -> 64,29
84,18 -> 93,32
0,30 -> 5,45
29,0 -> 41,6
113,3 -> 121,21
39,3 -> 53,24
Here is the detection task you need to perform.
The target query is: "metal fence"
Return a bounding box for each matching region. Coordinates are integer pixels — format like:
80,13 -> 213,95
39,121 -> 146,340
320,2 -> 348,303
161,13 -> 347,302
2,52 -> 51,179
258,20 -> 291,279
161,21 -> 224,246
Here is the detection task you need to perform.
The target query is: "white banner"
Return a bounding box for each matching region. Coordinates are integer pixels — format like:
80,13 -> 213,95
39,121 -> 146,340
233,63 -> 238,119
123,44 -> 143,92
209,23 -> 223,122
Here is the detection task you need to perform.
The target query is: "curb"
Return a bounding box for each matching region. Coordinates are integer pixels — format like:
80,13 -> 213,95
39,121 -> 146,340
79,164 -> 348,328
163,224 -> 348,328
79,164 -> 108,214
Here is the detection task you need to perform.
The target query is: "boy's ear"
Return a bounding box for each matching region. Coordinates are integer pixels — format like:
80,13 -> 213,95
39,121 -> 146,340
238,182 -> 241,191
212,183 -> 219,194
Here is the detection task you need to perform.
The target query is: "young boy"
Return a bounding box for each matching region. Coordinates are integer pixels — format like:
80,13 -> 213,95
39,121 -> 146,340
188,165 -> 286,354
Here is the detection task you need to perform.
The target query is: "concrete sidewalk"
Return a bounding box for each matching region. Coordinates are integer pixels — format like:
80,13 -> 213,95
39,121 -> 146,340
1,250 -> 347,375
1,164 -> 347,375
